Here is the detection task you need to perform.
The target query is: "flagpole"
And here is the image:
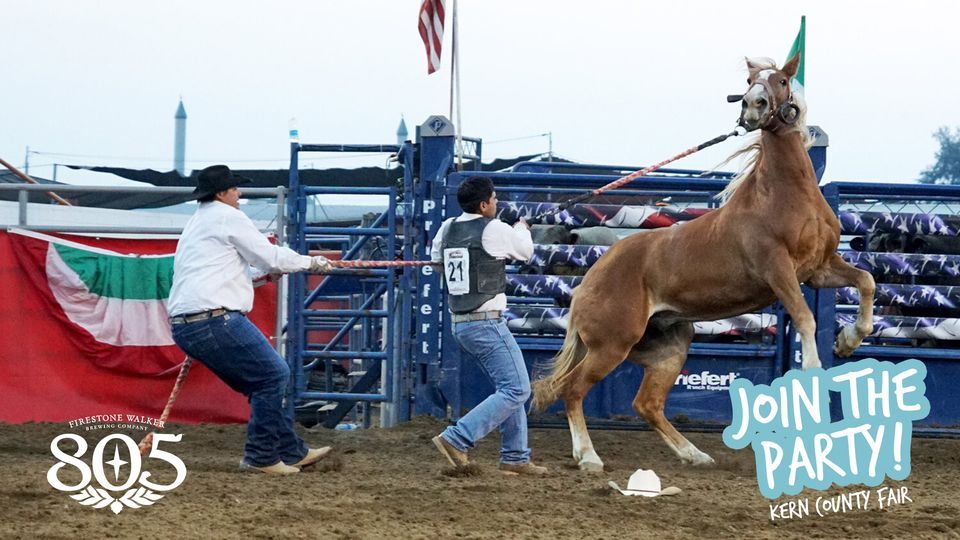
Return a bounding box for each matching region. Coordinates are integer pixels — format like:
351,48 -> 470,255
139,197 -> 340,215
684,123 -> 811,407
451,0 -> 463,170
447,0 -> 454,123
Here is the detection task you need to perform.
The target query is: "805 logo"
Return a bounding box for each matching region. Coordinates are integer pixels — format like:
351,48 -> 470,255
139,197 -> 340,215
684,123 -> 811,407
47,433 -> 186,514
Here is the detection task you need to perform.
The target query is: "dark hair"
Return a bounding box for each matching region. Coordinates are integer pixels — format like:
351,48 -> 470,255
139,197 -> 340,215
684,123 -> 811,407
456,176 -> 495,214
198,193 -> 216,203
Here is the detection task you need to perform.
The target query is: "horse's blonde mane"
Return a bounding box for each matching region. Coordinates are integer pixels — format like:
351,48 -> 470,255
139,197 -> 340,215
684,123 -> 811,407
715,57 -> 811,203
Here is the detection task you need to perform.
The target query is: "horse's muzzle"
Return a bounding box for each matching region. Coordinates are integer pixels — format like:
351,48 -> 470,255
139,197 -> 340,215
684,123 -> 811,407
737,116 -> 761,132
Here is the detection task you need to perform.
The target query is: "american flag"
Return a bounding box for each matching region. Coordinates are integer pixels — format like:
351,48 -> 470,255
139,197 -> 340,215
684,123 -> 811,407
418,0 -> 446,74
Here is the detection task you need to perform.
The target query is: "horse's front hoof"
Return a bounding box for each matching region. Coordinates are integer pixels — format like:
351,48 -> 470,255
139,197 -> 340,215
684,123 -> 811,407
834,334 -> 853,357
692,455 -> 716,467
834,325 -> 861,357
578,460 -> 605,473
682,449 -> 715,467
834,342 -> 857,357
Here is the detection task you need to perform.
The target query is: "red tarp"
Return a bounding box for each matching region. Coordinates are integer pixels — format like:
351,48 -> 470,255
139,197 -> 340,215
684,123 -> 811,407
0,230 -> 276,424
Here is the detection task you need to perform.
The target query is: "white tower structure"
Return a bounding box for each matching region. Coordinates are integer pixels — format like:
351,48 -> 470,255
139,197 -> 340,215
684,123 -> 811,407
174,99 -> 187,175
396,117 -> 408,146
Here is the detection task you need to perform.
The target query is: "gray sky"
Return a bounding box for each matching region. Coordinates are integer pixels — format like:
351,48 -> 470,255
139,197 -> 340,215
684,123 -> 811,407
3,1 -> 958,185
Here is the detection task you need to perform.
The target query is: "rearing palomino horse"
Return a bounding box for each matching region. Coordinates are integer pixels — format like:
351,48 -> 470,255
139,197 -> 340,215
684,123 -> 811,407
531,53 -> 876,471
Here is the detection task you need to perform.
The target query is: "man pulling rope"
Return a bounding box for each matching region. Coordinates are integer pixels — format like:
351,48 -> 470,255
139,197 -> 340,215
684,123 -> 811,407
164,165 -> 334,475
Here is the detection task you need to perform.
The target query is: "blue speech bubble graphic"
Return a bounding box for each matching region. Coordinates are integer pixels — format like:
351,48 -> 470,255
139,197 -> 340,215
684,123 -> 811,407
723,358 -> 929,499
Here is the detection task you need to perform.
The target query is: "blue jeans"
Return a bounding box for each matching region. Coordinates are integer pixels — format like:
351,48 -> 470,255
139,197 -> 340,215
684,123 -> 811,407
171,312 -> 308,467
442,319 -> 532,465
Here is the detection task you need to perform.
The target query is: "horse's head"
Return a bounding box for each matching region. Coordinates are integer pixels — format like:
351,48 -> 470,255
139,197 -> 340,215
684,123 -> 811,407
737,53 -> 801,132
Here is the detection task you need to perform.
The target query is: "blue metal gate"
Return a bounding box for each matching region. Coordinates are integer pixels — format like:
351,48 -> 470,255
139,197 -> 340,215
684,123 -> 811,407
815,181 -> 960,433
285,140 -> 413,428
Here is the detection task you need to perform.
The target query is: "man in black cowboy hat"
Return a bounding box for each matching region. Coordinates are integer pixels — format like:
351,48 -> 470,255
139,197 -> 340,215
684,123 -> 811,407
168,164 -> 333,475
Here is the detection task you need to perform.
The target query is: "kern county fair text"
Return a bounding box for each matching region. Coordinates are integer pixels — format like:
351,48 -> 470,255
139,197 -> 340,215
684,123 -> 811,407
769,485 -> 913,520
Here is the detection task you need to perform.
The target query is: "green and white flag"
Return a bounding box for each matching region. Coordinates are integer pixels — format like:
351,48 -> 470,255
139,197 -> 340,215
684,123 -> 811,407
8,228 -> 181,376
44,238 -> 174,346
11,228 -> 175,346
785,16 -> 806,96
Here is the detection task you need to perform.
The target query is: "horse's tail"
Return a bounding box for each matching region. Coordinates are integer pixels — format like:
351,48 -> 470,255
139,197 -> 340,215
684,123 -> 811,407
531,309 -> 587,412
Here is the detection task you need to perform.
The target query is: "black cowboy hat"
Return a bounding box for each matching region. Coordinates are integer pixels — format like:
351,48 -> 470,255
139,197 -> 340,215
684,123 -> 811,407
192,165 -> 253,200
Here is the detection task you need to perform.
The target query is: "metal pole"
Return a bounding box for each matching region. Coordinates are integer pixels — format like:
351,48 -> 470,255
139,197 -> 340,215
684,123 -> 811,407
385,185 -> 399,426
18,190 -> 28,226
24,146 -> 29,175
275,186 -> 287,245
453,0 -> 463,171
286,142 -> 304,417
274,186 -> 286,355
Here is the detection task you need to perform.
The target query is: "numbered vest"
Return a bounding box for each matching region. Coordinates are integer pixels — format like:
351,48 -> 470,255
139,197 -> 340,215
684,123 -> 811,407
441,218 -> 507,314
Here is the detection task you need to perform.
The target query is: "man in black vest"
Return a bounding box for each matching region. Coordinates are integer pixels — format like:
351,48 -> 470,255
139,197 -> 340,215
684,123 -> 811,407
429,176 -> 547,475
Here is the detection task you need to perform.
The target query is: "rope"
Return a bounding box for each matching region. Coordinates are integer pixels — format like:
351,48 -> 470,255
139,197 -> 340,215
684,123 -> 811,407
0,157 -> 73,206
529,129 -> 741,223
325,259 -> 437,269
138,357 -> 193,456
312,129 -> 741,266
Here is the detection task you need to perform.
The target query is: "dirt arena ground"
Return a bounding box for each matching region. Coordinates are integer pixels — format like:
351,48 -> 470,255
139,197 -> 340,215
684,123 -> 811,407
2,416 -> 959,539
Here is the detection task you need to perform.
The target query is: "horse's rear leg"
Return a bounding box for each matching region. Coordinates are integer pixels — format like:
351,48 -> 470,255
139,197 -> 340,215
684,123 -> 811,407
808,253 -> 876,357
563,344 -> 633,473
630,322 -> 714,465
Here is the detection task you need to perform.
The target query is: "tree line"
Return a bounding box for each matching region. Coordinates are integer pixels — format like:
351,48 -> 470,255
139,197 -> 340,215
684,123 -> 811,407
920,127 -> 960,185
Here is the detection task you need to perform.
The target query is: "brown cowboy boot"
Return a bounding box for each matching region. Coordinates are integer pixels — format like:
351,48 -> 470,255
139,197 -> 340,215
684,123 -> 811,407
498,461 -> 549,476
432,435 -> 469,468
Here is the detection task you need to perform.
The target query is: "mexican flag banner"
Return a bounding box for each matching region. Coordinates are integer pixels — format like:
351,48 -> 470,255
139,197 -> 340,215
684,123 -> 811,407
786,15 -> 806,96
8,228 -> 182,376
1,229 -> 267,423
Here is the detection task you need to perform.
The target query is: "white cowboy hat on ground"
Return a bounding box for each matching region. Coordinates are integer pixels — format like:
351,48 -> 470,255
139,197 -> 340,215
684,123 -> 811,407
608,469 -> 682,497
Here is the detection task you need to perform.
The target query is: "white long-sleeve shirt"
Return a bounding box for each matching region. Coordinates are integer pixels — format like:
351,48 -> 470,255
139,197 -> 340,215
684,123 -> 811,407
167,201 -> 312,316
430,213 -> 534,313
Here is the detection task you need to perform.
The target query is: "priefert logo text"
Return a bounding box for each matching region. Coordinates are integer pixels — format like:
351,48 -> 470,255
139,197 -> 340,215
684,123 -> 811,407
675,370 -> 739,390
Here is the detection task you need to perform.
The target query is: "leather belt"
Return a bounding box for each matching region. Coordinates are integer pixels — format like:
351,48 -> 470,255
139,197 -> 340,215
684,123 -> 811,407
169,308 -> 235,325
450,310 -> 502,323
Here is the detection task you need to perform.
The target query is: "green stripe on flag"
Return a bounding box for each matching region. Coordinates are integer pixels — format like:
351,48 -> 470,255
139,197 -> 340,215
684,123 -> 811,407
786,15 -> 806,89
53,243 -> 174,300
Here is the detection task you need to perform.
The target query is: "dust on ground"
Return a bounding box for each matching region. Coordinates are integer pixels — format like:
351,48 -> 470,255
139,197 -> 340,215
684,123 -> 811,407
2,416 -> 958,539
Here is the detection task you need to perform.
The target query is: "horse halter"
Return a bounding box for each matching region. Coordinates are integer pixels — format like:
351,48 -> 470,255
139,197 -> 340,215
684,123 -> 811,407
728,74 -> 800,132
